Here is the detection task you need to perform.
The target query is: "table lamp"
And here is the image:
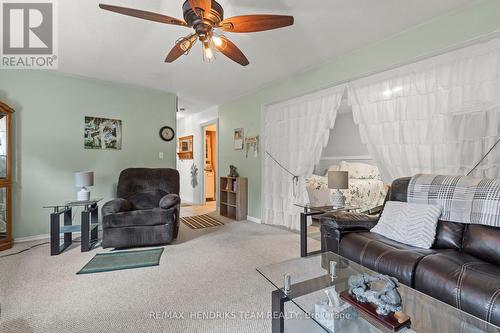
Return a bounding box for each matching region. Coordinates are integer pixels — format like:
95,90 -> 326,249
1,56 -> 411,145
75,171 -> 94,201
328,171 -> 349,208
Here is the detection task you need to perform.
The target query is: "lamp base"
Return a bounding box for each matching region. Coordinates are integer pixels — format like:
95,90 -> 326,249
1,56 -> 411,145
331,190 -> 345,209
77,187 -> 90,201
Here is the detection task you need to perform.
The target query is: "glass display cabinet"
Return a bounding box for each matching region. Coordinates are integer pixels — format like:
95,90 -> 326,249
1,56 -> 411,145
0,102 -> 13,251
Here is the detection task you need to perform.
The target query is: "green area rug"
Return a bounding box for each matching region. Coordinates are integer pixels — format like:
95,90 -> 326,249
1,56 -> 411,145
77,248 -> 164,274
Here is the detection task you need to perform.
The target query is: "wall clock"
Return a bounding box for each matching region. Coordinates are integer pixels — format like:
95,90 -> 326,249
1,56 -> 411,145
159,126 -> 175,142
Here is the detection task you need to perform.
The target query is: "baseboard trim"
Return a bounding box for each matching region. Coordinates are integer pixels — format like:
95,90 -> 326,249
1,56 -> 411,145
247,216 -> 262,224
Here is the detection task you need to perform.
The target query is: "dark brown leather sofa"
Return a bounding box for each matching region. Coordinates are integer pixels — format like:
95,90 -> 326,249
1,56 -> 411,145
320,177 -> 500,326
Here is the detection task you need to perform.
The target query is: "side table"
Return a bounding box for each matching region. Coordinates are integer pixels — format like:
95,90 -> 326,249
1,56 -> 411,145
294,203 -> 360,257
43,198 -> 103,256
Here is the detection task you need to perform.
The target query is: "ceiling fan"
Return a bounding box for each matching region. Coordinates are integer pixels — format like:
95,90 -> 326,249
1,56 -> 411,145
99,0 -> 294,66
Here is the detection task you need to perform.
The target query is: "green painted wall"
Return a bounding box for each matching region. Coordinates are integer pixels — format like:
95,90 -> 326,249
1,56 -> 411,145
218,0 -> 500,219
0,71 -> 177,239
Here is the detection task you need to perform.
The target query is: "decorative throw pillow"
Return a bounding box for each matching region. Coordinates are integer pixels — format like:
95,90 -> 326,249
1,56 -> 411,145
371,201 -> 442,249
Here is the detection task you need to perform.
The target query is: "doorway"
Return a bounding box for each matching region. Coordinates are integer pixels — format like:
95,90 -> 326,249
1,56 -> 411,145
203,123 -> 217,207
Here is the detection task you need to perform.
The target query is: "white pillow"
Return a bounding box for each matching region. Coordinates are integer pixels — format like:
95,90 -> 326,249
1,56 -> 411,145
339,161 -> 381,180
371,201 -> 442,249
324,164 -> 340,177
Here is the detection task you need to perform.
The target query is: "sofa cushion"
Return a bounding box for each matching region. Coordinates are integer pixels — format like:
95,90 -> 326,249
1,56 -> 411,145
415,251 -> 500,326
126,190 -> 167,210
389,177 -> 410,202
371,201 -> 442,249
432,220 -> 465,250
463,224 -> 500,266
103,208 -> 174,229
340,232 -> 435,286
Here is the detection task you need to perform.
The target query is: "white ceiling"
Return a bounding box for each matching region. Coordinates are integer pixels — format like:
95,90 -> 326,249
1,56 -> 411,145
59,0 -> 476,113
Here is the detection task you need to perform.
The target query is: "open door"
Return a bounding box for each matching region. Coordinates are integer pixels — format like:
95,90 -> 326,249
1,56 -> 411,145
204,124 -> 217,203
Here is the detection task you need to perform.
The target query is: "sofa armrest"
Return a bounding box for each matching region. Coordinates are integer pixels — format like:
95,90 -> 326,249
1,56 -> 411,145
320,211 -> 380,231
159,194 -> 181,209
320,212 -> 379,254
159,194 -> 181,240
102,198 -> 132,216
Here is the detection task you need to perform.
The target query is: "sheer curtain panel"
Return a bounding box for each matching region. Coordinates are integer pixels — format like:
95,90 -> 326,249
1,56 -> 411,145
262,85 -> 346,230
349,37 -> 500,182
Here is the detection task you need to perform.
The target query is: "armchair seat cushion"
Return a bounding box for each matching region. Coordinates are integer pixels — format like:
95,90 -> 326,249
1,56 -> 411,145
415,251 -> 500,326
103,208 -> 174,229
126,190 -> 167,210
340,232 -> 436,286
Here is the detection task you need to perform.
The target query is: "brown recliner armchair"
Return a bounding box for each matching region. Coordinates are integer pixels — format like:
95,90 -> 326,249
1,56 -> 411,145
102,168 -> 181,249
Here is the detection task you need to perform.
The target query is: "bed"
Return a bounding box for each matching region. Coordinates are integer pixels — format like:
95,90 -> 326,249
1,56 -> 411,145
305,161 -> 387,212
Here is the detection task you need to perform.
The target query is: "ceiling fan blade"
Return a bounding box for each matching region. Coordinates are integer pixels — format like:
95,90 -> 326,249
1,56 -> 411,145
165,34 -> 198,63
215,36 -> 249,66
220,15 -> 294,33
188,0 -> 211,18
99,4 -> 188,27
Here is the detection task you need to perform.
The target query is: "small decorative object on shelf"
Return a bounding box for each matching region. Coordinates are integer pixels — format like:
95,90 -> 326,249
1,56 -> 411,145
340,273 -> 411,331
228,165 -> 239,178
328,171 -> 349,208
315,286 -> 357,332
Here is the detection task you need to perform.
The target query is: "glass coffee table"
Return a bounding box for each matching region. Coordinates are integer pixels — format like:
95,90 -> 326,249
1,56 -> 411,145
294,204 -> 360,257
257,252 -> 500,333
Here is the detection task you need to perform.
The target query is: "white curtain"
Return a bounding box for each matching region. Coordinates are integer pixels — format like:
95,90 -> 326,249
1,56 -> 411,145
349,37 -> 500,182
262,85 -> 346,230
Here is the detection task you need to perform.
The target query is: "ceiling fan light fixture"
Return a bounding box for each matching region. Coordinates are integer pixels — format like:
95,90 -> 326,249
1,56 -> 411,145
212,35 -> 223,48
99,0 -> 294,66
202,41 -> 215,62
180,39 -> 193,52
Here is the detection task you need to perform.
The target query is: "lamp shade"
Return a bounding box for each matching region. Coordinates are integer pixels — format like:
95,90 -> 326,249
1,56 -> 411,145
74,171 -> 94,187
328,171 -> 349,190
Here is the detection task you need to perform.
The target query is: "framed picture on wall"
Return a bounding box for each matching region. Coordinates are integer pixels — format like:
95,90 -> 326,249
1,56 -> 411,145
177,135 -> 194,160
234,128 -> 244,150
84,116 -> 122,150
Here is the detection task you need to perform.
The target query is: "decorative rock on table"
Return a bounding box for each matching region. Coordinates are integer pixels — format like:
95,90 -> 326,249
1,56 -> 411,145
347,274 -> 402,316
340,273 -> 412,331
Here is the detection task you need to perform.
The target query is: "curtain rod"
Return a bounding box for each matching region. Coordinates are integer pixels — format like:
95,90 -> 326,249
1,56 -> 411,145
263,28 -> 500,108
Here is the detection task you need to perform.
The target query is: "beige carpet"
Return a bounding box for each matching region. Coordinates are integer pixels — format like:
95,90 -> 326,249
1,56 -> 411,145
0,219 -> 320,333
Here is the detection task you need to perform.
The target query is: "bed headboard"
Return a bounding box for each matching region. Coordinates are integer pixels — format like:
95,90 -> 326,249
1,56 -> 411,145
314,155 -> 376,176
